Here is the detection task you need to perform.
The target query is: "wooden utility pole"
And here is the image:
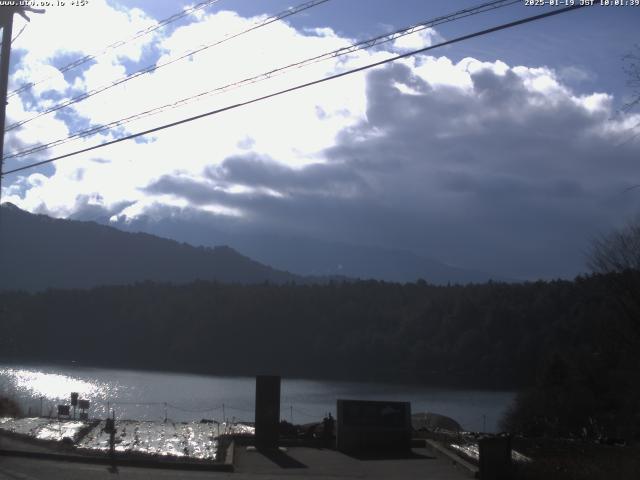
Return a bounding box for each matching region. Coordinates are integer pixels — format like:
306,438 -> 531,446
0,6 -> 15,200
0,3 -> 43,202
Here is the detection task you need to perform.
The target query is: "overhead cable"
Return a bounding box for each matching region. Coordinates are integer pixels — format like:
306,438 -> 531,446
2,2 -> 595,177
3,0 -> 520,161
7,0 -> 224,99
5,0 -> 331,132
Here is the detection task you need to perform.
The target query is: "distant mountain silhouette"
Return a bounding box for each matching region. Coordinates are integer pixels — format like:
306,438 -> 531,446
113,212 -> 509,284
0,203 -> 300,291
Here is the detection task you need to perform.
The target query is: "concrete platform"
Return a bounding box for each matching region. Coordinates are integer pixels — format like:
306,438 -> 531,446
1,431 -> 474,479
234,445 -> 474,479
0,431 -> 232,472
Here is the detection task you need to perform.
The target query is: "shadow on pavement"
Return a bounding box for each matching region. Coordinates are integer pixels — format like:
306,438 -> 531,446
257,448 -> 308,469
345,450 -> 435,461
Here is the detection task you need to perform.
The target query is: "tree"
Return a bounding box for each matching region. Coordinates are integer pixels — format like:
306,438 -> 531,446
0,396 -> 21,417
588,221 -> 640,438
588,218 -> 640,273
501,223 -> 640,439
587,218 -> 640,344
623,44 -> 640,112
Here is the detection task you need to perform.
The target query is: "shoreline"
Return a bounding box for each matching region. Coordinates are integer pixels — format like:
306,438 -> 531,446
0,361 -> 522,393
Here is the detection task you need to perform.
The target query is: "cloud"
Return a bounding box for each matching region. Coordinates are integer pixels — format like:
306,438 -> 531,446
144,58 -> 640,279
3,1 -> 376,214
205,153 -> 367,197
392,28 -> 443,52
2,2 -> 640,279
557,65 -> 595,84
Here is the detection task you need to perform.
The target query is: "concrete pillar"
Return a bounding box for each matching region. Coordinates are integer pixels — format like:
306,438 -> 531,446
254,375 -> 280,449
478,435 -> 512,480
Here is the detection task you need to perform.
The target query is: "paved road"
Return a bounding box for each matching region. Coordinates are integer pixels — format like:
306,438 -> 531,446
0,457 -> 224,480
234,445 -> 471,479
0,446 -> 472,480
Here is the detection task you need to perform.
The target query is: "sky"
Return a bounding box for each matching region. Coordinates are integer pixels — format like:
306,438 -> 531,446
1,0 -> 640,280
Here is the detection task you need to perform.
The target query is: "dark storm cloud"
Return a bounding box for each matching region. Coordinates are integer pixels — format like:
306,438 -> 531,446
146,176 -> 232,207
65,196 -> 136,223
144,60 -> 640,279
205,154 -> 367,197
145,171 -> 388,240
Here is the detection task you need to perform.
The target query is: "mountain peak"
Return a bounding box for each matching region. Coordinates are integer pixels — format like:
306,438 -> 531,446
0,208 -> 300,292
0,202 -> 23,212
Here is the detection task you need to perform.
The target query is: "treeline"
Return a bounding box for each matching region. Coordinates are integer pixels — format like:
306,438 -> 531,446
0,274 -> 634,393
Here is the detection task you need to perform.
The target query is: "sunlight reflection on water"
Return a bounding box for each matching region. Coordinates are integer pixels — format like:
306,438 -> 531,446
0,417 -> 86,441
0,417 -> 255,460
0,365 -> 515,432
0,367 -> 114,402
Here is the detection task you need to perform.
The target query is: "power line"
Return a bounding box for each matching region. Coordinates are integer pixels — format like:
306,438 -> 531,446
2,2 -> 595,178
4,0 -> 331,132
0,23 -> 27,50
11,23 -> 26,45
4,0 -> 518,161
225,405 -> 254,413
7,0 -> 223,99
3,0 -> 520,162
613,120 -> 640,148
292,406 -> 321,418
166,403 -> 222,413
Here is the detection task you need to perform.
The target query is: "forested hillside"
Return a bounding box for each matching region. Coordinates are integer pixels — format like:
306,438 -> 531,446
0,203 -> 300,291
0,274 -> 631,390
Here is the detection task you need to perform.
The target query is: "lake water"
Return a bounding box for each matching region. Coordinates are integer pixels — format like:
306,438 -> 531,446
0,364 -> 515,432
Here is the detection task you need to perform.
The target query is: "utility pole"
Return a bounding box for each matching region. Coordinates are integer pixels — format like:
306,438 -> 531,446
0,5 -> 15,201
0,2 -> 43,202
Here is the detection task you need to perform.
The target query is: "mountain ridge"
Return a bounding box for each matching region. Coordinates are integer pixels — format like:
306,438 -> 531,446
111,210 -> 511,284
0,203 -> 301,292
0,203 -> 509,291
